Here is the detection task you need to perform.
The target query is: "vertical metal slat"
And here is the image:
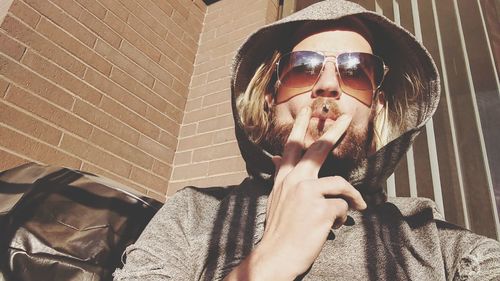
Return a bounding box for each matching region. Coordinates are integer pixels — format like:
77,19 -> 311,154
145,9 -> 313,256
452,0 -> 500,238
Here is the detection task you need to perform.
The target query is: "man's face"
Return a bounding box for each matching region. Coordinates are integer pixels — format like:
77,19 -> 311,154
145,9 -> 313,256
265,28 -> 381,172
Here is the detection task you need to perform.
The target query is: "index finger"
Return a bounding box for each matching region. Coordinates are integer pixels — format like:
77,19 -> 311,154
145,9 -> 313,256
294,114 -> 352,177
280,106 -> 311,166
274,107 -> 311,183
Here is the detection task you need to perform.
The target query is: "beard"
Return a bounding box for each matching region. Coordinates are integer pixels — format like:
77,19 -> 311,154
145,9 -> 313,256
262,98 -> 375,178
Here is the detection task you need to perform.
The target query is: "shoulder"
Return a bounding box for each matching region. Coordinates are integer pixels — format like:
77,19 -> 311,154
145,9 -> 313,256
386,197 -> 500,280
386,196 -> 444,220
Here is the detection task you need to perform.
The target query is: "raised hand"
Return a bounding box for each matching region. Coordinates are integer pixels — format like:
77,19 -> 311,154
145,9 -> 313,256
224,107 -> 367,281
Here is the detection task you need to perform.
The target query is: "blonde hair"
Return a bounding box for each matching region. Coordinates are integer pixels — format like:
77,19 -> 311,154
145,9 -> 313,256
236,51 -> 281,144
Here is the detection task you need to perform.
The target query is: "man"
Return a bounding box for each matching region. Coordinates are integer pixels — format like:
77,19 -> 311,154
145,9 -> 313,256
114,1 -> 500,280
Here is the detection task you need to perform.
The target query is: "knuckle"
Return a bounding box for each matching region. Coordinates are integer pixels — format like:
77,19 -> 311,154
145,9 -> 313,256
335,198 -> 349,213
296,180 -> 311,195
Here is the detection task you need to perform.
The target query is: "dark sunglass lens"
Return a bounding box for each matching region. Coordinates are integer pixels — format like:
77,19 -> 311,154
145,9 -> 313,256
278,51 -> 323,88
337,53 -> 384,90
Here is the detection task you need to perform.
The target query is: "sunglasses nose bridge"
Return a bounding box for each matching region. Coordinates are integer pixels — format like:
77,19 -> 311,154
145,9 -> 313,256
311,58 -> 342,99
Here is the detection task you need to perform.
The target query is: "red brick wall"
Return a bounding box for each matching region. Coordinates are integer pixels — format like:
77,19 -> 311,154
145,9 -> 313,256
0,0 -> 205,202
168,0 -> 279,195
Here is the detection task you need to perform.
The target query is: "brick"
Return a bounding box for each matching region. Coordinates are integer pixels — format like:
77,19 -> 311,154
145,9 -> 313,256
0,125 -> 81,167
192,141 -> 240,162
167,0 -> 189,19
158,130 -> 177,148
119,25 -> 161,63
175,55 -> 194,77
213,127 -> 236,144
109,67 -> 169,113
183,104 -> 218,124
193,58 -> 226,76
166,181 -> 187,196
84,68 -> 147,116
161,101 -> 183,125
183,105 -> 217,124
170,11 -> 198,44
179,124 -> 197,138
81,161 -> 149,195
130,166 -> 168,193
125,11 -> 169,51
148,0 -> 173,17
173,151 -> 191,165
152,80 -> 185,110
74,0 -> 106,19
0,79 -> 9,98
190,73 -> 207,88
119,40 -> 173,86
137,0 -> 185,43
100,96 -> 160,140
171,77 -> 189,98
0,149 -> 29,172
194,52 -> 210,66
190,78 -> 230,99
152,159 -> 172,179
0,101 -> 62,145
147,190 -> 167,202
120,0 -> 168,39
193,0 -> 206,11
165,31 -> 195,63
157,14 -> 185,44
21,50 -> 102,106
90,127 -> 154,169
217,100 -> 232,115
208,156 -> 246,175
184,98 -> 202,112
202,91 -> 230,107
181,29 -> 198,52
79,9 -> 121,48
49,0 -> 83,19
9,0 -> 41,28
145,107 -> 180,136
1,15 -> 86,77
5,86 -> 92,138
23,0 -> 96,48
102,10 -> 124,34
94,39 -> 154,87
95,0 -> 128,21
73,99 -> 140,145
0,32 -> 25,61
177,132 -> 214,151
158,55 -> 189,87
60,133 -> 131,177
171,162 -> 208,180
137,134 -> 174,163
0,54 -> 75,109
197,114 -> 234,134
207,66 -> 230,82
200,29 -> 216,45
36,18 -> 111,75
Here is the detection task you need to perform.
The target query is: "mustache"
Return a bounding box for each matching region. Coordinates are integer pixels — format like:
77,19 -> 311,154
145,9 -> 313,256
310,98 -> 343,119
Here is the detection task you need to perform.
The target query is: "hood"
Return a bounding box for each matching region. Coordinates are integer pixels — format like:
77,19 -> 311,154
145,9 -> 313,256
230,0 -> 440,205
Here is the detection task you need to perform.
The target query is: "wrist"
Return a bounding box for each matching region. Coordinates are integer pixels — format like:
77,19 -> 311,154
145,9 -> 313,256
224,243 -> 298,281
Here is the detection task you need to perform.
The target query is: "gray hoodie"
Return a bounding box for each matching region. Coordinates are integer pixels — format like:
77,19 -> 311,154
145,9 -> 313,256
114,1 -> 500,280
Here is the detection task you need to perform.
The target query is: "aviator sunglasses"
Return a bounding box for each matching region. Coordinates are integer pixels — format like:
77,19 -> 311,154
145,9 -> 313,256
275,51 -> 389,106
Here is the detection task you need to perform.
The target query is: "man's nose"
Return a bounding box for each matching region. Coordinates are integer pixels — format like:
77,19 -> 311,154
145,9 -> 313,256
311,61 -> 341,99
